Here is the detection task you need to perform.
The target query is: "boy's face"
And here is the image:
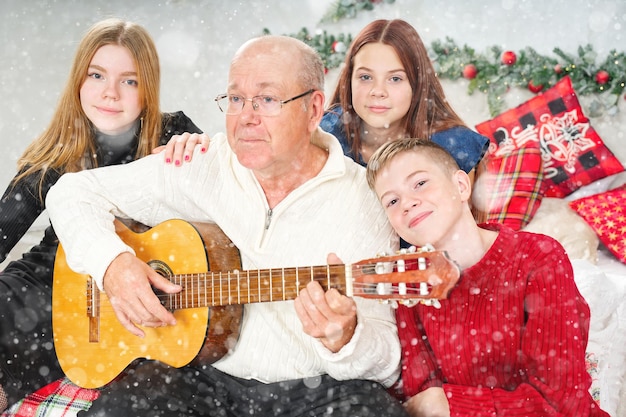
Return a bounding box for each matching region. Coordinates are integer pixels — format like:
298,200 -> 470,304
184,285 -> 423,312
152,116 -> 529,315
373,151 -> 467,248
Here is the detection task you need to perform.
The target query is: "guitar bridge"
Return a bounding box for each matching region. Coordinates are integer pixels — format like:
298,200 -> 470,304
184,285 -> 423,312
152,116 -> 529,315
86,277 -> 100,343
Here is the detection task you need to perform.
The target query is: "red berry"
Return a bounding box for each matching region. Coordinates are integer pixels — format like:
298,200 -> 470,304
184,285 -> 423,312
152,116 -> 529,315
501,51 -> 517,66
554,64 -> 562,74
595,70 -> 610,85
528,80 -> 544,93
462,64 -> 478,79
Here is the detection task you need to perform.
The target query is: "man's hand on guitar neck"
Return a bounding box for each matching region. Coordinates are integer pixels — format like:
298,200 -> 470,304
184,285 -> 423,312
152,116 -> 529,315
103,252 -> 182,337
294,252 -> 357,353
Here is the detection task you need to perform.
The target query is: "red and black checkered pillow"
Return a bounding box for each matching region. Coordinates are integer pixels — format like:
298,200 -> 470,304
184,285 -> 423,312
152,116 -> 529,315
476,76 -> 624,198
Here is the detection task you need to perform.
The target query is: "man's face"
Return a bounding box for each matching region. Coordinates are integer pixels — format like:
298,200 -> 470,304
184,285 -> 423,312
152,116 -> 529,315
224,44 -> 312,176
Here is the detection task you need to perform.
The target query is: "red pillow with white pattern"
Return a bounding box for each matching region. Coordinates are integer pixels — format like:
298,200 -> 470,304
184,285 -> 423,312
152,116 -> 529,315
476,76 -> 624,198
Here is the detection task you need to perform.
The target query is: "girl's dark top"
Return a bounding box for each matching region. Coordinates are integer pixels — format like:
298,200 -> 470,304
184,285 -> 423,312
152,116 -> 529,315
0,111 -> 202,276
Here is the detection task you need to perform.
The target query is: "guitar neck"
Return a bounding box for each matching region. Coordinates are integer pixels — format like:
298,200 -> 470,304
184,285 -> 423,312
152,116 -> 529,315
164,264 -> 351,309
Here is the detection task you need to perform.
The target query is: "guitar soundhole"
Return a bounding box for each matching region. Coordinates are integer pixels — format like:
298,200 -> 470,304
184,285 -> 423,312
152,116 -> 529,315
148,260 -> 175,311
148,259 -> 174,277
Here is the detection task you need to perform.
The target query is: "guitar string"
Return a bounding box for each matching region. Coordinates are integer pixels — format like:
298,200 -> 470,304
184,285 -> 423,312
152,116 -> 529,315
85,260 -> 442,311
86,282 -> 436,313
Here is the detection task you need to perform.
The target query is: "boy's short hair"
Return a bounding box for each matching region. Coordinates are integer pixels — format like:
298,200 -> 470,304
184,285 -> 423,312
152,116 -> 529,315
366,138 -> 460,189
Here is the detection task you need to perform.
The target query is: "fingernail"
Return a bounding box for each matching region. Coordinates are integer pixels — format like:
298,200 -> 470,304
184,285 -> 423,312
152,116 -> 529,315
175,160 -> 181,166
185,155 -> 190,161
201,147 -> 206,152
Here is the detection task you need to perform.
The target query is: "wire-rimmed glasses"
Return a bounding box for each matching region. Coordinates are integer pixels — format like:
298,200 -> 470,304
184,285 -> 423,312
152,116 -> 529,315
214,89 -> 315,117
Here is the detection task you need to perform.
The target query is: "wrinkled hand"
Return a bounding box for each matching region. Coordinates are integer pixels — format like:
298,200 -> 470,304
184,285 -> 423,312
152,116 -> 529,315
404,387 -> 450,417
103,252 -> 182,337
294,252 -> 356,352
152,132 -> 210,165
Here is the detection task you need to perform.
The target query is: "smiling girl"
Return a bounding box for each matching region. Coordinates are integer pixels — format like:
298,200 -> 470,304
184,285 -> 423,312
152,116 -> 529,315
0,18 -> 204,410
321,19 -> 488,177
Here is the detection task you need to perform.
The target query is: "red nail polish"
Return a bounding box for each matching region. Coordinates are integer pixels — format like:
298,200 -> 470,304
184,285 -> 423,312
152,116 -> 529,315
165,158 -> 171,163
175,160 -> 181,166
201,147 -> 206,152
185,155 -> 190,161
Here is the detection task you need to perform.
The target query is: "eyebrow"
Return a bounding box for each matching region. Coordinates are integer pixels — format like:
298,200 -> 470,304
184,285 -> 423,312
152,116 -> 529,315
354,65 -> 407,74
227,80 -> 283,91
378,169 -> 426,201
87,64 -> 137,77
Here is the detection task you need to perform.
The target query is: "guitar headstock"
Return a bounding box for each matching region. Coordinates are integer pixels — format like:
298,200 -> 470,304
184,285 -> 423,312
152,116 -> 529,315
350,248 -> 460,304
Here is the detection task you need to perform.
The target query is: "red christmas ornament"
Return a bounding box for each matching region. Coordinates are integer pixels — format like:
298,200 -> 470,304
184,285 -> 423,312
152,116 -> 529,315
527,80 -> 544,93
554,64 -> 563,74
595,70 -> 610,85
462,64 -> 478,79
501,50 -> 517,66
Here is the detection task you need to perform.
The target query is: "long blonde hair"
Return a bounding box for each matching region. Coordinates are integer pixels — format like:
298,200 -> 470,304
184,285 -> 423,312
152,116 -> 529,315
15,18 -> 162,199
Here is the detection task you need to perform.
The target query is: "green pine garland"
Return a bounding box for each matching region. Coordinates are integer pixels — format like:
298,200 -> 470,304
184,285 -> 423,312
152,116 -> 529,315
431,38 -> 625,116
320,0 -> 396,23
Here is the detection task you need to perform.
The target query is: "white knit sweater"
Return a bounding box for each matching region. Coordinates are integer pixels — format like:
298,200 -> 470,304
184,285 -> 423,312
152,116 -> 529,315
47,128 -> 400,387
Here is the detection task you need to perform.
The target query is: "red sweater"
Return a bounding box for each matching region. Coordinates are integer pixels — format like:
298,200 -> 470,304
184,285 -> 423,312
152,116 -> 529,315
396,225 -> 609,417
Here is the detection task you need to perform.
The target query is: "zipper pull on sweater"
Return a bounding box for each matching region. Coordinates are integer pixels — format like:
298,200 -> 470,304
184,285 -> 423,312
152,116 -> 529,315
265,208 -> 273,230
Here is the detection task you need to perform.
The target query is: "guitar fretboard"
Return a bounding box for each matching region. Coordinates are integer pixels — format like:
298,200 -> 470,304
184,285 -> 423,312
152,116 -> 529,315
167,264 -> 350,309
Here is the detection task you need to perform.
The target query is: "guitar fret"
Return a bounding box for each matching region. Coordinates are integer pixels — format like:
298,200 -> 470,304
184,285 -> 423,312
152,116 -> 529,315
227,271 -> 231,305
247,270 -> 251,304
203,273 -> 207,308
172,275 -> 178,310
219,271 -> 223,306
236,270 -> 240,304
344,265 -> 353,297
211,271 -> 215,307
181,274 -> 193,308
295,268 -> 299,296
326,265 -> 330,290
269,268 -> 272,302
196,273 -> 200,308
180,277 -> 189,308
281,268 -> 285,301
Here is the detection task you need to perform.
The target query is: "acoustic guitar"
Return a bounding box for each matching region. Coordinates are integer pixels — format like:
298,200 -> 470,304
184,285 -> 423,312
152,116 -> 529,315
52,219 -> 460,388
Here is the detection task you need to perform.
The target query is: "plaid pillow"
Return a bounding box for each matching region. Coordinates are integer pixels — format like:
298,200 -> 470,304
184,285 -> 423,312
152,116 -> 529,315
2,378 -> 98,417
569,184 -> 626,263
476,76 -> 624,198
474,140 -> 545,230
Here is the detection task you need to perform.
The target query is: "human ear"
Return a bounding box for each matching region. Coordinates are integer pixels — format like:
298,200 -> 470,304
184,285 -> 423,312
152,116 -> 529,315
453,170 -> 472,202
308,90 -> 325,132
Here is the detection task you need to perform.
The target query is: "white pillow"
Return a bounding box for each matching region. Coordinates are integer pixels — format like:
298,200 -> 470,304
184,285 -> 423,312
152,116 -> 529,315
522,198 -> 599,263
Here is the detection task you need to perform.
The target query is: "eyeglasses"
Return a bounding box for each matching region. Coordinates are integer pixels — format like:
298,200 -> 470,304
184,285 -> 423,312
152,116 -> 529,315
214,89 -> 315,117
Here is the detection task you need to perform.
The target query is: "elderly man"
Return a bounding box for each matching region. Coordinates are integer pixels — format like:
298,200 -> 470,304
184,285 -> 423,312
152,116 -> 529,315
47,35 -> 407,416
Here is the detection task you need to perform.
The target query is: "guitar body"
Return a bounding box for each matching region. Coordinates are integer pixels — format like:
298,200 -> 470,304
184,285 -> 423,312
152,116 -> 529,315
52,219 -> 243,389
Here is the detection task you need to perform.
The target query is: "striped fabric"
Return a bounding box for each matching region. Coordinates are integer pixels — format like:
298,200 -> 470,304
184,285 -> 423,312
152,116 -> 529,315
1,379 -> 98,417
